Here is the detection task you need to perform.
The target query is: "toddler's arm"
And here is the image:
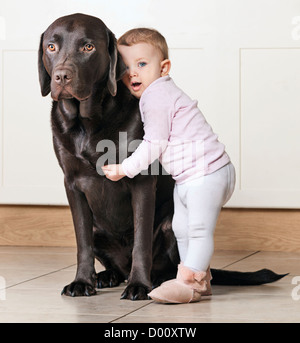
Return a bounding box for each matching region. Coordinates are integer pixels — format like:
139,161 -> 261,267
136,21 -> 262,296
101,164 -> 126,181
103,88 -> 171,181
102,138 -> 164,181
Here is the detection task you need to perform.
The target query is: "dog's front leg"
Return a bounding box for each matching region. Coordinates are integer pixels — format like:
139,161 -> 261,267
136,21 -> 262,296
121,177 -> 156,300
61,183 -> 96,297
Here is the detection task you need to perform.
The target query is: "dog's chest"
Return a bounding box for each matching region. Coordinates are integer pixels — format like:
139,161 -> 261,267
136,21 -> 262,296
73,129 -> 90,160
68,124 -> 106,165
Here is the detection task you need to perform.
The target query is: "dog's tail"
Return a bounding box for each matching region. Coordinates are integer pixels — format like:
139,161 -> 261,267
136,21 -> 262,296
210,268 -> 288,286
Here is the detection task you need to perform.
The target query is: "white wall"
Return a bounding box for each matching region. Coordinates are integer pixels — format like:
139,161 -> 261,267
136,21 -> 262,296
0,0 -> 299,207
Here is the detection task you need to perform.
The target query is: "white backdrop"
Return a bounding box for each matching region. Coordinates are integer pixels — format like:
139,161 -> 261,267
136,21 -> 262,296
0,0 -> 299,207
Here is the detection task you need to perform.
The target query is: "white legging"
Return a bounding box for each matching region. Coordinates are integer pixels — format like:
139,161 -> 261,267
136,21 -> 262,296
172,162 -> 236,272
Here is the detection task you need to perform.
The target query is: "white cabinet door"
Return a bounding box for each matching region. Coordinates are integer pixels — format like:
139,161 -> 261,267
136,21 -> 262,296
0,0 -> 299,207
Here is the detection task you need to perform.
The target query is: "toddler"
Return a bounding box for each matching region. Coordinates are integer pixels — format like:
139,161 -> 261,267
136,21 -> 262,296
102,28 -> 236,303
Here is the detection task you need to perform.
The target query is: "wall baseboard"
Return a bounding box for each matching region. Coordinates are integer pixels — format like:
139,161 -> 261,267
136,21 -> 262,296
0,205 -> 299,252
215,208 -> 300,252
0,205 -> 75,247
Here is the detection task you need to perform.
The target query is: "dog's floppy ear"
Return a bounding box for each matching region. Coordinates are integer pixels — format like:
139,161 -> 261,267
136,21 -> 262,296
38,33 -> 51,96
107,29 -> 126,97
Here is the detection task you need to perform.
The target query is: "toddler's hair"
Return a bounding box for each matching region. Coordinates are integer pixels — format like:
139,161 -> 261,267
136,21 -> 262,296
117,28 -> 169,60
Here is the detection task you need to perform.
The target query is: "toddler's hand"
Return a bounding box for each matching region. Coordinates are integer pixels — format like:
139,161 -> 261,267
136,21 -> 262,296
101,164 -> 126,181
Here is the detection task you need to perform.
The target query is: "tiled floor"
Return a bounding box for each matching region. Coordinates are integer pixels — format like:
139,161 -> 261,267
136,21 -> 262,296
0,246 -> 299,323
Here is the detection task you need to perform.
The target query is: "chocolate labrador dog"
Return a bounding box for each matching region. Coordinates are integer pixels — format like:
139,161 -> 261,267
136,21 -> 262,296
38,13 -> 285,300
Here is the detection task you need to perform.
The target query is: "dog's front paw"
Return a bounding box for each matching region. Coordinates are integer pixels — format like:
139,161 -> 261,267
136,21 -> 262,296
96,269 -> 123,288
120,283 -> 151,301
61,281 -> 97,297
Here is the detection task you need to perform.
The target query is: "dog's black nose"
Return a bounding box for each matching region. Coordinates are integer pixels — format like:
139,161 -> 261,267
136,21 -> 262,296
54,69 -> 73,85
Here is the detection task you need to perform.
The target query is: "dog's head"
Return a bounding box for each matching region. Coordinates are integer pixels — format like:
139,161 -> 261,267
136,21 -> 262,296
38,13 -> 126,101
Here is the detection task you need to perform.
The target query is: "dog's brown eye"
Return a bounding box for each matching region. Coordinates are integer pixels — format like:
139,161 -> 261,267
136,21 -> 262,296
48,43 -> 56,52
83,44 -> 95,52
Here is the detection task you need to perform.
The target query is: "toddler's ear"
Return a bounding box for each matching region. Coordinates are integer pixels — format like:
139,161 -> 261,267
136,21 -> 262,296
161,59 -> 171,76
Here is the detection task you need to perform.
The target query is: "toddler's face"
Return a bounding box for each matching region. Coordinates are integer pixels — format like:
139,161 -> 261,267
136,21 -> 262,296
118,43 -> 169,98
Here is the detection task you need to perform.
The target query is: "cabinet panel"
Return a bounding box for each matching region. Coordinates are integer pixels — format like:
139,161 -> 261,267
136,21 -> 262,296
0,0 -> 299,207
1,50 -> 67,204
241,49 -> 300,192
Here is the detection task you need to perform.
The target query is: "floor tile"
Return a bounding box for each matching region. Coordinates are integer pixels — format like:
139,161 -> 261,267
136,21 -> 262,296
225,251 -> 300,275
0,247 -> 299,323
210,250 -> 257,269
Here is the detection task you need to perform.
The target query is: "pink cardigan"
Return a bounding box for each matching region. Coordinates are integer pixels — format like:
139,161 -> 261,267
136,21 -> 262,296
122,76 -> 230,184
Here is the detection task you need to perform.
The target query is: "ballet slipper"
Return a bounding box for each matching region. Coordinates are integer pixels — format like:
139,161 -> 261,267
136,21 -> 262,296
201,266 -> 212,296
148,263 -> 207,304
